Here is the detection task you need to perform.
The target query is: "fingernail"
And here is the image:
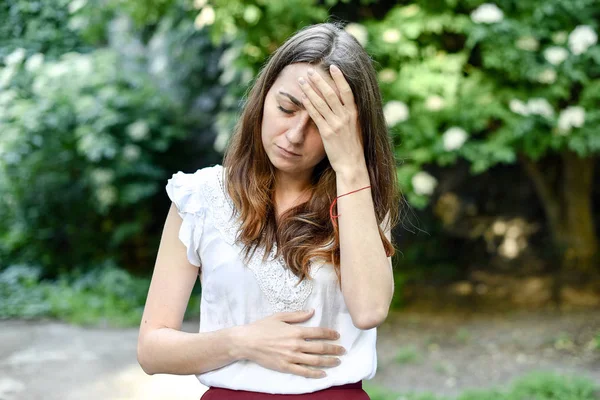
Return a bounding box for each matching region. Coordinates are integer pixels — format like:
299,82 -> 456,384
335,358 -> 341,365
298,77 -> 306,85
307,68 -> 314,76
330,64 -> 338,73
320,371 -> 327,378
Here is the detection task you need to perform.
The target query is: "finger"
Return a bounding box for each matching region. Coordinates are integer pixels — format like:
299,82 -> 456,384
329,64 -> 356,109
298,77 -> 334,124
302,342 -> 347,356
278,309 -> 314,323
285,363 -> 327,379
306,68 -> 345,116
301,327 -> 340,341
299,89 -> 331,137
292,354 -> 341,368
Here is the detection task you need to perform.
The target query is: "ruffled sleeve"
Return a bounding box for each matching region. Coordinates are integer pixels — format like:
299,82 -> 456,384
165,170 -> 206,267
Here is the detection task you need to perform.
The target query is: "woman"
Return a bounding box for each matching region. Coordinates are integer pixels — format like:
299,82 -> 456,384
137,22 -> 401,399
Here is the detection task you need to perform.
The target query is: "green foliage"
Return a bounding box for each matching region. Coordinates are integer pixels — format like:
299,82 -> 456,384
507,371 -> 598,400
45,262 -> 151,326
0,264 -> 201,326
363,371 -> 598,400
0,265 -> 51,318
203,0 -> 328,71
0,0 -> 224,276
0,0 -> 91,59
364,0 -> 599,205
0,264 -> 146,326
0,46 -> 185,274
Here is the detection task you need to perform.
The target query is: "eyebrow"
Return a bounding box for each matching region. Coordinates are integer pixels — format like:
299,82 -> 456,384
277,90 -> 305,109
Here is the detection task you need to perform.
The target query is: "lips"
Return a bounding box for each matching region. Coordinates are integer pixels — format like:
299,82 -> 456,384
277,145 -> 300,156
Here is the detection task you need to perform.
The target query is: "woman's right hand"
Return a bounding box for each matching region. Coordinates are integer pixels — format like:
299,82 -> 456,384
232,309 -> 346,379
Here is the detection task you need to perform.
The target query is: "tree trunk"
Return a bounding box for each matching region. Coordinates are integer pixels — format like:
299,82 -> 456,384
520,152 -> 599,306
560,152 -> 598,276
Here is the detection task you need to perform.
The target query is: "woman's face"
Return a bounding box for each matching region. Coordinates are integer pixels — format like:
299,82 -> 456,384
261,63 -> 339,181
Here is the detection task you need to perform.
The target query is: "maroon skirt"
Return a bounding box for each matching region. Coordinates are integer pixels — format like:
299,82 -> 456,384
201,381 -> 369,399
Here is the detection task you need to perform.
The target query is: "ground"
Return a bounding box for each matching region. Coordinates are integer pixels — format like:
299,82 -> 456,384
0,307 -> 598,400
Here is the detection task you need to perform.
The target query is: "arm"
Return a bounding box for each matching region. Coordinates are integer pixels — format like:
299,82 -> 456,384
137,203 -> 243,375
138,203 -> 345,377
295,65 -> 394,330
336,165 -> 394,330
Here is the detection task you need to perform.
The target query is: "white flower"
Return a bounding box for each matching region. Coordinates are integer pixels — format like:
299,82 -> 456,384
537,69 -> 557,84
442,127 -> 468,151
0,89 -> 16,105
470,3 -> 504,24
345,23 -> 368,47
243,5 -> 261,25
527,98 -> 554,119
149,54 -> 168,75
4,48 -> 26,66
412,171 -> 438,196
425,95 -> 445,111
194,6 -> 215,29
509,99 -> 529,116
46,62 -> 69,78
382,28 -> 402,44
90,169 -> 115,185
0,67 -> 16,89
543,46 -> 568,65
96,186 -> 118,208
400,4 -> 421,17
123,144 -> 141,161
72,56 -> 93,75
383,101 -> 410,126
24,53 -> 44,72
516,36 -> 539,51
552,31 -> 568,45
378,68 -> 397,83
557,106 -> 585,134
68,0 -> 87,14
127,120 -> 150,141
193,0 -> 208,9
68,16 -> 88,31
568,25 -> 598,55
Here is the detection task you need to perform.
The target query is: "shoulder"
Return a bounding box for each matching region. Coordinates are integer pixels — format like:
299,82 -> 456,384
166,164 -> 224,215
168,164 -> 223,187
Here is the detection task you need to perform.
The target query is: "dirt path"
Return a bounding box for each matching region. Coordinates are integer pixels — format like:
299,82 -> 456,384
0,319 -> 206,400
372,307 -> 600,397
1,308 -> 598,399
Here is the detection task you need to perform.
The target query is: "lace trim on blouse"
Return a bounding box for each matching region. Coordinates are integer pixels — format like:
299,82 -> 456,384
200,166 -> 313,312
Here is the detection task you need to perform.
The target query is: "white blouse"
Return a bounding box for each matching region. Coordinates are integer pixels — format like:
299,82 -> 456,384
166,164 -> 377,394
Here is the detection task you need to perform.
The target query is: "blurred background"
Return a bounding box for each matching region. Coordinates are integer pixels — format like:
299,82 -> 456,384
0,0 -> 598,399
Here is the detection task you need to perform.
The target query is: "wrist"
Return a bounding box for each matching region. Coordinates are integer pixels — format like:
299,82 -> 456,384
336,165 -> 370,191
227,325 -> 250,361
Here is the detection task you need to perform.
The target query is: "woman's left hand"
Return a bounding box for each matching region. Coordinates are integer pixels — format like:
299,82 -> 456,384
298,65 -> 366,177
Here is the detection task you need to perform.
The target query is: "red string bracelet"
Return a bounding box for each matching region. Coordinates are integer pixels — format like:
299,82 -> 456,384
329,185 -> 371,227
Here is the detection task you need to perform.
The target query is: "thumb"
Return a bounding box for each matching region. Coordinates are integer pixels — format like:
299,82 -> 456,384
279,309 -> 314,323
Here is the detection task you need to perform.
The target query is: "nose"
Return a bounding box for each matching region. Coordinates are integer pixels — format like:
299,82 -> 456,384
285,112 -> 311,145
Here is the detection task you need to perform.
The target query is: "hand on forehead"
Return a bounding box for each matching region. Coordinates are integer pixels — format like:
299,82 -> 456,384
276,63 -> 342,104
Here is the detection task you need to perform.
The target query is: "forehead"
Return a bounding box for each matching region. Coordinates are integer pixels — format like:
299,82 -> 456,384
271,63 -> 340,98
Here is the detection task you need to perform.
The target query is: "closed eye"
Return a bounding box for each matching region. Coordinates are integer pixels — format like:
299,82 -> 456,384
278,105 -> 294,114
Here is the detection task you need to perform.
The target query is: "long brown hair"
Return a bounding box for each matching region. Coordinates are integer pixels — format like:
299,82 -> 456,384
222,22 -> 401,286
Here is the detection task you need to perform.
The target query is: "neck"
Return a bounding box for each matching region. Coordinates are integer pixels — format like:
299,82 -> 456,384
273,172 -> 313,216
274,170 -> 312,196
